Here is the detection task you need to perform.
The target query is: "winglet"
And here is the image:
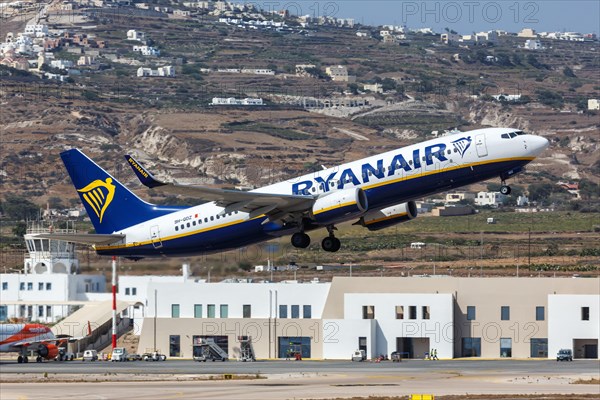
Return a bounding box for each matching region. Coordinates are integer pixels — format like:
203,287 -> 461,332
124,155 -> 166,189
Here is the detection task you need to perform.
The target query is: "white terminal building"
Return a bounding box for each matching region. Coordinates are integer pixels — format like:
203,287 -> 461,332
137,277 -> 598,360
0,225 -> 598,360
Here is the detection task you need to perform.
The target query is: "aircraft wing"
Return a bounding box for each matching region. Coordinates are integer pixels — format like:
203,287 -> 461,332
34,233 -> 125,245
124,155 -> 315,215
11,339 -> 63,348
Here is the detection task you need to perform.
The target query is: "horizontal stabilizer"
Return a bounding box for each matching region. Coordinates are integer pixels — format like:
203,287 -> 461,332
35,233 -> 125,245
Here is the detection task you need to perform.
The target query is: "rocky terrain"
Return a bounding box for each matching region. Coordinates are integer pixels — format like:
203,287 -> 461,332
0,2 -> 598,276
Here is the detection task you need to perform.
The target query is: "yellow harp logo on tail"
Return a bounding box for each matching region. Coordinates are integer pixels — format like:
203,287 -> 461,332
77,178 -> 115,224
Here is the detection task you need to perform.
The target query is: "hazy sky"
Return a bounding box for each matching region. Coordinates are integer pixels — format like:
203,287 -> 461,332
257,1 -> 600,34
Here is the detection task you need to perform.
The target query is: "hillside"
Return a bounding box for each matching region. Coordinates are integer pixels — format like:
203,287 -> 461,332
0,2 -> 598,268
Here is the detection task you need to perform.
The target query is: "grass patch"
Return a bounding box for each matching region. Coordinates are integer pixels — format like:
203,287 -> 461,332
389,211 -> 600,234
225,121 -> 312,140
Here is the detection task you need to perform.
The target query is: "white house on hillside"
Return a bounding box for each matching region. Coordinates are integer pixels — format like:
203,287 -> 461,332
126,30 -> 146,42
475,192 -> 507,207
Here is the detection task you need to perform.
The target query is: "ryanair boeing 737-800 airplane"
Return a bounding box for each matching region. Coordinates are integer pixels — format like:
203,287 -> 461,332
43,127 -> 548,258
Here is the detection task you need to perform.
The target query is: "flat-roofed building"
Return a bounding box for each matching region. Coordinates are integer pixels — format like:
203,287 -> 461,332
136,277 -> 599,360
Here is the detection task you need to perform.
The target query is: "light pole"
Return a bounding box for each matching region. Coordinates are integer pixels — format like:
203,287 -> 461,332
153,289 -> 157,352
528,228 -> 531,268
111,256 -> 117,350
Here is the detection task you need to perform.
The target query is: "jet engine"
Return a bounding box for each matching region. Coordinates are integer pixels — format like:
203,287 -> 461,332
36,343 -> 59,360
311,188 -> 368,225
355,201 -> 417,231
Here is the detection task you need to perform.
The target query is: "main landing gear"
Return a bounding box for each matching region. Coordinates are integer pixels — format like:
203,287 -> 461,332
321,236 -> 341,253
291,232 -> 311,249
500,181 -> 512,195
322,225 -> 341,253
290,225 -> 341,252
17,355 -> 28,363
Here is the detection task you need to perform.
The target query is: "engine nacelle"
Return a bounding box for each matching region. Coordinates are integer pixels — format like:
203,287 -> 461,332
311,188 -> 368,225
356,201 -> 417,231
37,343 -> 59,360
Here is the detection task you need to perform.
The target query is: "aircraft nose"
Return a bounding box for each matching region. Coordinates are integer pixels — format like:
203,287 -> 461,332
530,135 -> 549,156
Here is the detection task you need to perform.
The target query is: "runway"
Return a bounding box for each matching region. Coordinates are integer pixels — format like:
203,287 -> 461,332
1,360 -> 599,399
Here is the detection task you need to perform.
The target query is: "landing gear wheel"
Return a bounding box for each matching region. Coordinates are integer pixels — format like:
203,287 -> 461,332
36,356 -> 42,363
23,356 -> 28,363
17,356 -> 23,364
331,237 -> 341,252
500,185 -> 511,195
322,237 -> 341,252
291,232 -> 311,249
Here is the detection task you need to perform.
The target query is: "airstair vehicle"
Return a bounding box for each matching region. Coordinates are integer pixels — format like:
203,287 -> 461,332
193,338 -> 229,362
238,336 -> 255,362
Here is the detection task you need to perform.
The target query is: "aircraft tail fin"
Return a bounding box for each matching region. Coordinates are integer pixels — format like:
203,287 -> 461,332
61,149 -> 179,234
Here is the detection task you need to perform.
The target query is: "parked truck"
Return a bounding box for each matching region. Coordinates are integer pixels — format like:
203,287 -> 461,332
111,347 -> 128,362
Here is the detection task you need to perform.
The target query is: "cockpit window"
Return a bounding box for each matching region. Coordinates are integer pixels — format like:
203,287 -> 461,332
502,131 -> 526,139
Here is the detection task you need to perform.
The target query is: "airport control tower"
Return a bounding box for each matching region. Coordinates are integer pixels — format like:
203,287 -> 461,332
24,221 -> 79,275
0,222 -> 105,323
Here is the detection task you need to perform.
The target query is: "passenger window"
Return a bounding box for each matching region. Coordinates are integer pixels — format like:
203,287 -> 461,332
210,216 -> 214,221
204,218 -> 208,223
186,223 -> 190,228
175,226 -> 179,231
193,221 -> 196,226
409,160 -> 413,165
180,224 -> 184,230
447,150 -> 451,155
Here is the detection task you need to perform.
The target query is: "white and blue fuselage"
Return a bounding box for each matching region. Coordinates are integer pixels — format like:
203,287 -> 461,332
84,127 -> 548,258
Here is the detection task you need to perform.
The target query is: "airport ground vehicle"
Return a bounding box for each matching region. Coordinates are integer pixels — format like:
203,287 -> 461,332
391,351 -> 402,362
127,353 -> 142,361
82,349 -> 98,362
556,349 -> 573,361
193,338 -> 228,362
142,351 -> 166,361
57,347 -> 75,361
111,347 -> 128,362
351,350 -> 366,362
